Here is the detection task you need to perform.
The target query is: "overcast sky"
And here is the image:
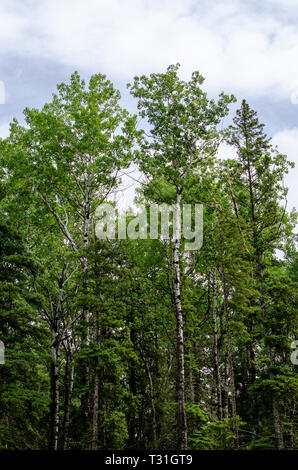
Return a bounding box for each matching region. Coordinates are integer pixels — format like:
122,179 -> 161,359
0,0 -> 297,211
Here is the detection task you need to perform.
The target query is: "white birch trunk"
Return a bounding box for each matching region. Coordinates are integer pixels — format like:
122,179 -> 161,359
173,192 -> 187,450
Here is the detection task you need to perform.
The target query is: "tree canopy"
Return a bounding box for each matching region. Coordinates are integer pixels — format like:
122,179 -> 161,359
0,66 -> 297,451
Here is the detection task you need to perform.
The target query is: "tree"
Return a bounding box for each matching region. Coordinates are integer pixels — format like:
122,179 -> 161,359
0,68 -> 296,451
1,71 -> 137,448
0,195 -> 49,449
128,64 -> 235,449
224,99 -> 297,449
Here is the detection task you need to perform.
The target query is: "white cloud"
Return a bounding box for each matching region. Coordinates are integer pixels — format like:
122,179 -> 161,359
0,0 -> 298,100
217,141 -> 237,160
272,128 -> 298,211
0,3 -> 24,46
0,80 -> 5,104
0,0 -> 296,213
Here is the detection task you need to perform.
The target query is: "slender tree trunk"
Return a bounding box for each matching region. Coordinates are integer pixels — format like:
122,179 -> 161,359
272,395 -> 284,450
50,336 -> 60,450
62,359 -> 74,450
226,322 -> 239,450
267,343 -> 284,450
144,360 -> 157,448
173,192 -> 187,450
82,207 -> 91,434
247,339 -> 256,384
289,403 -> 295,450
82,262 -> 90,436
223,359 -> 229,421
128,357 -> 137,446
82,193 -> 91,438
189,353 -> 195,405
221,262 -> 239,450
91,310 -> 100,450
91,367 -> 99,450
212,268 -> 223,421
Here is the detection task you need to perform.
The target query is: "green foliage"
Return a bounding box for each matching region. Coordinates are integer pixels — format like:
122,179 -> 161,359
0,68 -> 296,451
189,417 -> 247,450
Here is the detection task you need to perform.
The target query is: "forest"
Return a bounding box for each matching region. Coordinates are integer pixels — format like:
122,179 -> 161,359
0,64 -> 297,451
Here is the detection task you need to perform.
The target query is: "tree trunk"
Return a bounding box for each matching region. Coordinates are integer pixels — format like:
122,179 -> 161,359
247,339 -> 256,384
272,395 -> 284,450
50,336 -> 60,450
221,262 -> 239,450
82,261 -> 90,436
82,187 -> 91,437
128,357 -> 137,447
189,353 -> 195,405
91,367 -> 99,450
173,192 -> 187,450
226,323 -> 239,450
223,359 -> 229,421
61,359 -> 74,450
144,360 -> 157,448
91,309 -> 100,450
212,268 -> 223,421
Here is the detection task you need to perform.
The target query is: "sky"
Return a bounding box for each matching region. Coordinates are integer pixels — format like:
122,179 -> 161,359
0,0 -> 297,211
